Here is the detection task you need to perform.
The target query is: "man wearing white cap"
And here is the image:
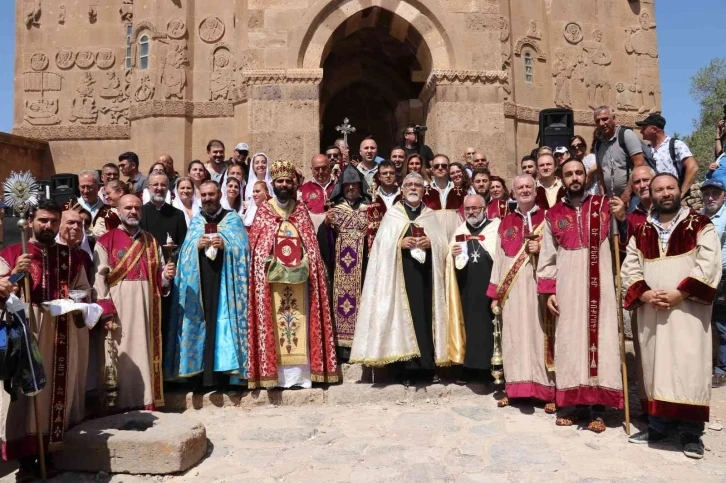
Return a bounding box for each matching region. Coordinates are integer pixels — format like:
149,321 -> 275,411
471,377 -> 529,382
232,142 -> 251,178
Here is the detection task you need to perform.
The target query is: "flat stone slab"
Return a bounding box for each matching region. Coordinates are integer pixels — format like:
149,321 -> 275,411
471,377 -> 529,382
53,411 -> 207,475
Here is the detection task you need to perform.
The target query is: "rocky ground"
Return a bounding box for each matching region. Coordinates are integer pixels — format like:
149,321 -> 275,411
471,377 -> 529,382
1,345 -> 725,482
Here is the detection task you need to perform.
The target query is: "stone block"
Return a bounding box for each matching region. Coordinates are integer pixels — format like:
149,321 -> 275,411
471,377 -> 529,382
441,0 -> 479,13
248,29 -> 288,49
53,411 -> 207,475
248,10 -> 264,29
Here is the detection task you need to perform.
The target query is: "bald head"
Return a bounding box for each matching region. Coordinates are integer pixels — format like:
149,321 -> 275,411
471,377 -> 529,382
118,194 -> 142,228
311,153 -> 331,184
158,154 -> 175,178
472,152 -> 488,170
59,210 -> 83,248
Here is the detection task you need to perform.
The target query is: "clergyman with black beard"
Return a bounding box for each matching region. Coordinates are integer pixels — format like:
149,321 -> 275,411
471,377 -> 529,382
446,194 -> 501,382
139,173 -> 188,259
536,158 -> 625,433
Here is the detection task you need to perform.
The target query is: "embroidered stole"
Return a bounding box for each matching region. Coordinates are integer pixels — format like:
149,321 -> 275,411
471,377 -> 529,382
587,199 -> 605,381
48,246 -> 71,452
108,232 -> 164,407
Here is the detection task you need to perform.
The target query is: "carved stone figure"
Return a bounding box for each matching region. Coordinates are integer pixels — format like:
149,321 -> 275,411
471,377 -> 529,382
564,22 -> 583,44
552,49 -> 576,108
25,0 -> 41,28
210,48 -> 234,100
89,6 -> 97,24
199,17 -> 225,43
99,72 -> 123,99
167,18 -> 187,39
23,71 -> 62,95
56,48 -> 75,69
96,49 -> 116,69
499,17 -> 510,43
99,72 -> 130,125
69,72 -> 98,124
615,82 -> 639,111
59,5 -> 66,24
159,39 -> 188,100
526,20 -> 541,40
76,50 -> 95,69
25,98 -> 60,125
581,29 -> 612,109
625,11 -> 659,113
30,53 -> 49,71
120,0 -> 133,23
135,72 -> 155,102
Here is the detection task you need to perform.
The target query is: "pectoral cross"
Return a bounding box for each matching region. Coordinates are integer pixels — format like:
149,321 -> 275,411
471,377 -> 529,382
335,118 -> 356,147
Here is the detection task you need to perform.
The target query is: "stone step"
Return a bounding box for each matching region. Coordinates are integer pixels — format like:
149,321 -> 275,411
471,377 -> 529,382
164,381 -> 493,412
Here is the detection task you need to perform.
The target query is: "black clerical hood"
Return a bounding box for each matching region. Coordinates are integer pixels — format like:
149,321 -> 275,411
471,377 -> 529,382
329,164 -> 372,204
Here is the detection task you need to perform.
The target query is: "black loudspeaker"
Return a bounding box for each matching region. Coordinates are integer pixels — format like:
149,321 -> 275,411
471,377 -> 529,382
50,173 -> 80,197
51,187 -> 76,208
538,108 -> 574,150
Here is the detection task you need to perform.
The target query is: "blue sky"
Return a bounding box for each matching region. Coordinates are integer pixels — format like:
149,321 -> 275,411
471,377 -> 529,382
0,0 -> 723,136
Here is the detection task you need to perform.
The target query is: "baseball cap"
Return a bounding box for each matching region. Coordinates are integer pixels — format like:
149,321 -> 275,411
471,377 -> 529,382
702,179 -> 725,191
235,142 -> 250,152
635,113 -> 666,130
553,146 -> 569,155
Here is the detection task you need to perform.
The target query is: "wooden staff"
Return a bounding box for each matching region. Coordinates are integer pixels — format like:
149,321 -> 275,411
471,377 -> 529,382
611,208 -> 631,435
18,213 -> 47,481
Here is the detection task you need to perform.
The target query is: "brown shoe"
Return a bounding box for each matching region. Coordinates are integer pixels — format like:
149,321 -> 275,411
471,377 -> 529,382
713,374 -> 726,389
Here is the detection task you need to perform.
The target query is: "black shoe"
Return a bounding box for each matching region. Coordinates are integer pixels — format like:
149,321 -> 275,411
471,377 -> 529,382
713,374 -> 726,389
628,429 -> 668,444
681,433 -> 705,459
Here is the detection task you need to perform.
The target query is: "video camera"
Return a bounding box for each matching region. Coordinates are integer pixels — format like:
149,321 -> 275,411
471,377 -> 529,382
414,125 -> 428,134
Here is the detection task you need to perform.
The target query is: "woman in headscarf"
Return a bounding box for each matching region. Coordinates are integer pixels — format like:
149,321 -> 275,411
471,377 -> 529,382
244,152 -> 273,202
172,176 -> 200,226
243,181 -> 271,234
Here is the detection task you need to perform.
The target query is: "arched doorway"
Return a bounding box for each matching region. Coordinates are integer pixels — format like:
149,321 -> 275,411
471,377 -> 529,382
318,7 -> 433,157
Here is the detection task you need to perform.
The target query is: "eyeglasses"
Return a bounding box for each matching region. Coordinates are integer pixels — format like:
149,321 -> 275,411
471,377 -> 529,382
326,153 -> 339,158
433,164 -> 448,169
404,131 -> 416,135
474,158 -> 486,163
571,143 -> 585,150
403,182 -> 424,188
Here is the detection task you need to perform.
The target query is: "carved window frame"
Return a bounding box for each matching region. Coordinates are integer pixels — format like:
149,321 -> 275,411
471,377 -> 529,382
139,35 -> 150,70
125,24 -> 133,70
524,51 -> 533,84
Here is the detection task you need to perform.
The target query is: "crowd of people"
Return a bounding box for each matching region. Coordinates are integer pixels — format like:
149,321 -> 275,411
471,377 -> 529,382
0,110 -> 724,478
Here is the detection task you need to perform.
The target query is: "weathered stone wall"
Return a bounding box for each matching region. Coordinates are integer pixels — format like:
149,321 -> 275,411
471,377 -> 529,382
12,0 -> 660,180
0,133 -> 53,183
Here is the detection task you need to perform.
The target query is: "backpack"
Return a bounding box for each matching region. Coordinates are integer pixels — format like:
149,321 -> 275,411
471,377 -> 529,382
596,127 -> 681,186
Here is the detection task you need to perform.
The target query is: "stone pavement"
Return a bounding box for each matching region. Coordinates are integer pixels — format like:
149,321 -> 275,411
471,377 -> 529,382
15,383 -> 725,483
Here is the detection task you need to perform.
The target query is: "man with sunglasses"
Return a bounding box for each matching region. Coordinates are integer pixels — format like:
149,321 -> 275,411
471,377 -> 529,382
301,154 -> 335,231
423,154 -> 465,240
402,123 -> 434,168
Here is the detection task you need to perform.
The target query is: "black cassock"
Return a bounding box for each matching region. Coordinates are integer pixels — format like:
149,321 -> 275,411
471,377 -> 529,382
139,202 -> 188,359
455,220 -> 495,370
401,203 -> 435,371
197,208 -> 232,387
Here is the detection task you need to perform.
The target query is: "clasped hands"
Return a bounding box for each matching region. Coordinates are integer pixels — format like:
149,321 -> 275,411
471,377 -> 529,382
197,234 -> 225,250
640,289 -> 686,311
401,236 -> 431,250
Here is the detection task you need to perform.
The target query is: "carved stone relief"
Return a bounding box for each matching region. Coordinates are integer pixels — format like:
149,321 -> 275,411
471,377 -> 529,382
580,29 -> 611,109
499,17 -> 511,100
514,19 -> 547,61
135,73 -> 155,102
23,71 -> 62,95
120,0 -> 133,23
210,47 -> 235,100
499,17 -> 509,43
167,18 -> 187,39
69,72 -> 98,124
526,20 -> 541,40
199,17 -> 225,43
96,49 -> 116,69
30,53 -> 49,71
76,50 -> 96,69
625,11 -> 659,113
25,99 -> 60,125
564,22 -> 583,44
56,48 -> 75,69
99,71 -> 130,125
25,0 -> 41,28
616,82 -> 640,112
552,49 -> 577,108
88,5 -> 97,24
59,5 -> 66,25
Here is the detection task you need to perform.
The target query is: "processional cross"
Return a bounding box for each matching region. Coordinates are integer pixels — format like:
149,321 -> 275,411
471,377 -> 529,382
335,117 -> 356,146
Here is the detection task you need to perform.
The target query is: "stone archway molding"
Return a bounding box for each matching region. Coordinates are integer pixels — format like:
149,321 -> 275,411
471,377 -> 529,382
292,0 -> 465,70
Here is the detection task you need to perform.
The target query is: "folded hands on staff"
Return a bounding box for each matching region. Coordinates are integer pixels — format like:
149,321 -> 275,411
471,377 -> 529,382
640,289 -> 687,311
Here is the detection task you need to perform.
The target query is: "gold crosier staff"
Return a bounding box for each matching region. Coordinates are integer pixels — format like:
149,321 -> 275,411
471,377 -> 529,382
3,171 -> 47,481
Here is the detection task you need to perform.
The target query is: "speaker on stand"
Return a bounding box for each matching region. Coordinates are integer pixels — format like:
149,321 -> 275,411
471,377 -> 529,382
538,108 -> 574,151
50,173 -> 80,207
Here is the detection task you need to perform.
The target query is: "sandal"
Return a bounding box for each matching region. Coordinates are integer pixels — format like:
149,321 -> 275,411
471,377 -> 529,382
544,402 -> 557,414
497,397 -> 510,408
587,417 -> 606,433
555,414 -> 578,426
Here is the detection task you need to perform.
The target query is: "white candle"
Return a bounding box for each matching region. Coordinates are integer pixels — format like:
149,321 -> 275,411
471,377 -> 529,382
45,185 -> 50,200
526,212 -> 533,233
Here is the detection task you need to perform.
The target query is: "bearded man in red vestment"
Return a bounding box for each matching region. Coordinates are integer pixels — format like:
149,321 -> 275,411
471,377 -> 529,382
247,160 -> 339,389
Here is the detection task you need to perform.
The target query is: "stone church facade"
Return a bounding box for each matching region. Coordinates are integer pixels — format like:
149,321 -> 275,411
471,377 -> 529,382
13,0 -> 660,179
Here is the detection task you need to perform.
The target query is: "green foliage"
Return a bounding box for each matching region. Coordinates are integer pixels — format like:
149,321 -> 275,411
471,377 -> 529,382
683,58 -> 726,176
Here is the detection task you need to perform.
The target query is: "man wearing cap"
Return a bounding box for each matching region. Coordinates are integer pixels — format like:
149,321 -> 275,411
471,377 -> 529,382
231,143 -> 250,178
637,113 -> 698,193
553,146 -> 570,166
247,160 -> 339,389
701,179 -> 726,389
